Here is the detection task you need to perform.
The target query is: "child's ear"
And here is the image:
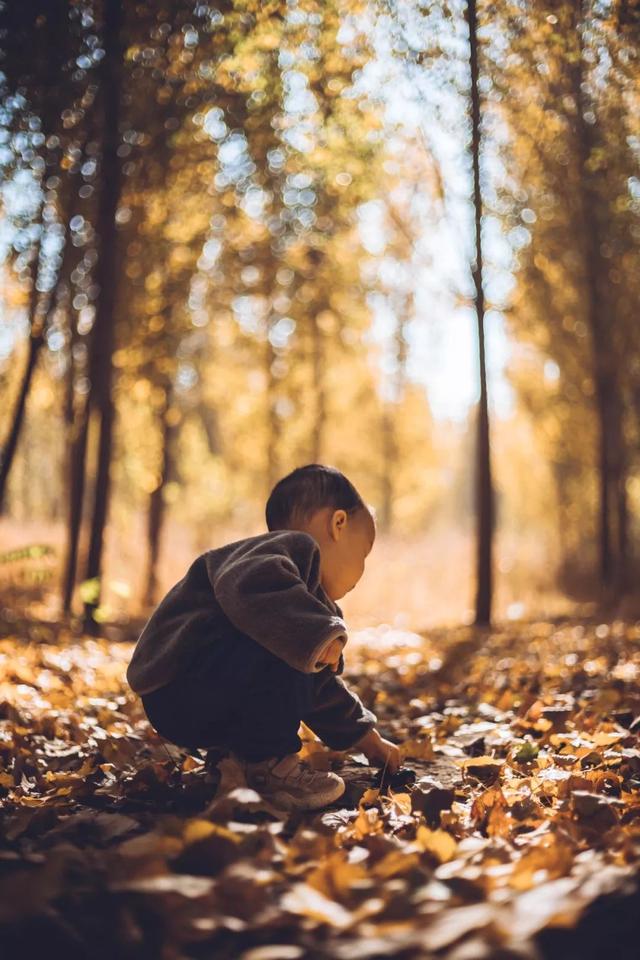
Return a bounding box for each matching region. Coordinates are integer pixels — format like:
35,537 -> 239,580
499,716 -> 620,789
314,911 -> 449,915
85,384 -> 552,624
331,509 -> 347,539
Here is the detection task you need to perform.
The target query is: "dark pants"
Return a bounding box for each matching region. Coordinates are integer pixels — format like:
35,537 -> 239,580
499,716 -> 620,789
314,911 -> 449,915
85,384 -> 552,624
141,631 -> 318,762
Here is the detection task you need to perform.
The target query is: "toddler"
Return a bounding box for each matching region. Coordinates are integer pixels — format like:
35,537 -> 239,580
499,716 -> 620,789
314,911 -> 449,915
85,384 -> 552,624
127,463 -> 401,811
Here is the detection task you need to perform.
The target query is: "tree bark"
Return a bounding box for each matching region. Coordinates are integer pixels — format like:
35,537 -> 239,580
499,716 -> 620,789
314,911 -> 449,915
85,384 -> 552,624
82,0 -> 124,628
570,0 -> 628,595
0,208 -> 45,514
54,212 -> 88,614
144,392 -> 177,608
61,397 -> 90,614
0,331 -> 45,515
380,406 -> 396,533
0,3 -> 71,513
468,0 -> 494,626
310,311 -> 326,464
380,304 -> 410,533
265,323 -> 280,495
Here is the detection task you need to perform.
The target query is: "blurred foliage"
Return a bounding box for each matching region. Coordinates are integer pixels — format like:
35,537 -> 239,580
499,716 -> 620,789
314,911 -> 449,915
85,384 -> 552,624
0,0 -> 638,616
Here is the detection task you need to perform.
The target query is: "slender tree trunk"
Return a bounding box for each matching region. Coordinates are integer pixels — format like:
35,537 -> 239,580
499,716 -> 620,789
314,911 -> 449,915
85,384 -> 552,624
380,305 -> 410,533
0,218 -> 74,515
61,325 -> 77,612
468,0 -> 493,626
380,406 -> 396,532
82,0 -> 124,628
0,5 -> 69,513
617,473 -> 629,590
0,331 -> 45,514
50,200 -> 87,612
144,392 -> 176,608
61,256 -> 88,615
571,0 -> 627,595
265,322 -> 280,494
62,398 -> 90,614
310,311 -> 326,463
0,210 -> 45,514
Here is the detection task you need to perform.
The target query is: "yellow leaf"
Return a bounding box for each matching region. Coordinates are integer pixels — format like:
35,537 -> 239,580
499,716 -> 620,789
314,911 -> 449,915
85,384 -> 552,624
183,819 -> 217,845
372,849 -> 420,879
388,790 -> 413,815
353,805 -> 384,840
360,787 -> 380,806
14,795 -> 49,807
306,851 -> 369,899
182,754 -> 203,772
399,737 -> 434,761
414,826 -> 458,863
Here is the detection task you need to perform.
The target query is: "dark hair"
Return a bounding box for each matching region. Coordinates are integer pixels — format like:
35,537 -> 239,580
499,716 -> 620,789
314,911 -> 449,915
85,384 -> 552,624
266,464 -> 367,531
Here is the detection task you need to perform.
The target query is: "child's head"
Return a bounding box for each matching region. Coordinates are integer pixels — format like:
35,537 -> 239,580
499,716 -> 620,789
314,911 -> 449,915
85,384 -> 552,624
266,464 -> 376,601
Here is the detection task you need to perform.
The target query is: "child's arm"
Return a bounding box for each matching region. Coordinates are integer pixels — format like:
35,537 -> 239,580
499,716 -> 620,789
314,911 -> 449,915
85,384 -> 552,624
350,727 -> 402,774
208,534 -> 348,675
314,635 -> 346,672
303,667 -> 377,752
304,670 -> 401,774
311,606 -> 402,774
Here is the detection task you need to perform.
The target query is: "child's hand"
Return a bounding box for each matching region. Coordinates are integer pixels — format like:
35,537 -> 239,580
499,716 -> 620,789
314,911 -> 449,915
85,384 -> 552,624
353,727 -> 401,775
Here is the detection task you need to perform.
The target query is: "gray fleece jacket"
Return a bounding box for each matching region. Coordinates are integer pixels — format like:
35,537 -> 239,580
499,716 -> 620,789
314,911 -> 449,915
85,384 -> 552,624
126,529 -> 377,751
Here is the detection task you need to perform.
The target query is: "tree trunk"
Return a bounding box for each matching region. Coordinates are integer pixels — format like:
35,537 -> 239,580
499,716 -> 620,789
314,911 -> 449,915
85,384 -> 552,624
61,328 -> 77,612
144,393 -> 177,608
617,471 -> 629,590
0,331 -> 45,515
0,4 -> 72,514
380,406 -> 396,532
571,0 -> 628,595
0,208 -> 45,514
61,397 -> 90,614
310,311 -> 326,463
82,0 -> 124,629
380,303 -> 410,534
50,200 -> 88,613
468,0 -> 493,626
265,324 -> 280,494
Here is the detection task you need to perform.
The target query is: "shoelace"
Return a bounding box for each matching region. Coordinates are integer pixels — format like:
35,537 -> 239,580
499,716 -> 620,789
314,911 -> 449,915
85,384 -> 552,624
270,756 -> 319,787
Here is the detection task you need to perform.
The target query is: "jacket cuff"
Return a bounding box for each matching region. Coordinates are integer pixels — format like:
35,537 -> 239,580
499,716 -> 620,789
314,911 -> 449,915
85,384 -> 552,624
305,626 -> 347,673
324,718 -> 377,751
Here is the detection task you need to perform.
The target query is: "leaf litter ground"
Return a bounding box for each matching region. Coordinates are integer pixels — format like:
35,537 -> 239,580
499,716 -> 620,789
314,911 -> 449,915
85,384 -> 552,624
1,619 -> 640,959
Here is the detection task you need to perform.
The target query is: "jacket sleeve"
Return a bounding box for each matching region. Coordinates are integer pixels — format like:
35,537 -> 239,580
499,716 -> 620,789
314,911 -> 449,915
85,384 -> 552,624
302,668 -> 377,751
208,536 -> 347,674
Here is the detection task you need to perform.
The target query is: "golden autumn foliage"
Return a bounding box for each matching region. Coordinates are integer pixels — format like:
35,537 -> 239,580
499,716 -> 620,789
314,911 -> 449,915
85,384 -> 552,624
1,619 -> 640,955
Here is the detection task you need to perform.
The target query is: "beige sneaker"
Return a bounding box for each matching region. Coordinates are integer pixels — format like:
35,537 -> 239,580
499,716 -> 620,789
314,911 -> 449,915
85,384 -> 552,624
233,752 -> 346,811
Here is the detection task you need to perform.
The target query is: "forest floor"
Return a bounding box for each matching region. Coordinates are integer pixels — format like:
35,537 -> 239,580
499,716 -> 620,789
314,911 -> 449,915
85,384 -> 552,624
1,617 -> 640,959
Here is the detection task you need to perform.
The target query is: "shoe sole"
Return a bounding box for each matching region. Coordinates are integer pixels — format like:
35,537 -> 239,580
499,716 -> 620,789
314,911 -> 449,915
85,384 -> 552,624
268,777 -> 346,812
